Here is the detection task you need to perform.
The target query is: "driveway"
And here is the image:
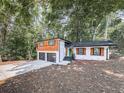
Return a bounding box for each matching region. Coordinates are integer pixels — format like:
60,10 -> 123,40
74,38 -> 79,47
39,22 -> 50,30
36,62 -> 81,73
0,60 -> 53,81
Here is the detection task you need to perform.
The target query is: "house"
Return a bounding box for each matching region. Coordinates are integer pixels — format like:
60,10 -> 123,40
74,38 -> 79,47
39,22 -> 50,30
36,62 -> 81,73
36,38 -> 115,63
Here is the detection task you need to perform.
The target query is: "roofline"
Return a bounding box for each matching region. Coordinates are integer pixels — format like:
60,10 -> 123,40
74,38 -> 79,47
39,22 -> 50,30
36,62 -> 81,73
73,44 -> 116,47
40,37 -> 72,43
72,40 -> 117,47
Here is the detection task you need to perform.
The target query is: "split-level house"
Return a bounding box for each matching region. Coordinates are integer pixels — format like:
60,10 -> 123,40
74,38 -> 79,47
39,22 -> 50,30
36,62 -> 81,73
36,38 -> 115,63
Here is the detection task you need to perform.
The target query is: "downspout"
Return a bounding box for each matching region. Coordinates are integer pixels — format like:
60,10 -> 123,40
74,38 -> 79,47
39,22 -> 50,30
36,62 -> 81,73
59,40 -> 60,62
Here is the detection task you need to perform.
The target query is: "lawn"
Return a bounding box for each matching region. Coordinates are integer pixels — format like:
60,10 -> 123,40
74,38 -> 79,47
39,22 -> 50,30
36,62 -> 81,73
0,57 -> 124,93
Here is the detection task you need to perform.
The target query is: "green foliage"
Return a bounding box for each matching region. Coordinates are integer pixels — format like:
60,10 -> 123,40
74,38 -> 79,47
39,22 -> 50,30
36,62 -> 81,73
0,0 -> 124,61
8,29 -> 28,60
41,0 -> 124,41
0,0 -> 41,61
1,26 -> 41,60
110,22 -> 124,51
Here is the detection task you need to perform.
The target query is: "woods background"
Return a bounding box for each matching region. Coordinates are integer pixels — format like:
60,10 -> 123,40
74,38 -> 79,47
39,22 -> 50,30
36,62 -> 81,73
0,0 -> 124,61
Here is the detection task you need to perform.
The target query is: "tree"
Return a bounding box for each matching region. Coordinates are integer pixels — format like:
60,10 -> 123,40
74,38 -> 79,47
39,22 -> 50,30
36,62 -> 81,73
0,0 -> 40,61
110,22 -> 124,51
41,0 -> 124,41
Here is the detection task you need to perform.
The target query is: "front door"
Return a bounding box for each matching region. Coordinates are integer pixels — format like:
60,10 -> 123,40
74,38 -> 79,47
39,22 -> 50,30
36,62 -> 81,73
66,48 -> 72,57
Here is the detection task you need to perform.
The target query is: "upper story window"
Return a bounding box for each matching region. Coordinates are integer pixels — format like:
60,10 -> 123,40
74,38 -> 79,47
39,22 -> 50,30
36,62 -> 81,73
48,40 -> 55,46
40,42 -> 43,47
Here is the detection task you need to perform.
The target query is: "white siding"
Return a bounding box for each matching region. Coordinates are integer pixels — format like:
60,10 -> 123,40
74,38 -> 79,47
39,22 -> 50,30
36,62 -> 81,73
59,40 -> 66,62
107,48 -> 110,60
74,46 -> 109,61
37,51 -> 39,60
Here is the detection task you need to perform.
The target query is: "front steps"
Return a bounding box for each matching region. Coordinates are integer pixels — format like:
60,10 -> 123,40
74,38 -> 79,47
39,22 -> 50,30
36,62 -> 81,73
63,56 -> 73,61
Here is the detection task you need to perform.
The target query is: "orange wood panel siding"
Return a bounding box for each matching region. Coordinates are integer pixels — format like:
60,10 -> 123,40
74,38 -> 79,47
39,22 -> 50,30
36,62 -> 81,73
100,48 -> 104,56
44,41 -> 48,46
90,48 -> 94,55
37,39 -> 59,51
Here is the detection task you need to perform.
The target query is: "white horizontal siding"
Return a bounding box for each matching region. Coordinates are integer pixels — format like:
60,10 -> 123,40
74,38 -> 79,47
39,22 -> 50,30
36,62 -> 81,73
59,40 -> 66,62
74,46 -> 109,61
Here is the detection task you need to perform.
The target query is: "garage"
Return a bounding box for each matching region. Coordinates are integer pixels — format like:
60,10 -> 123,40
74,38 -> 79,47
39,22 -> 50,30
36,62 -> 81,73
39,52 -> 45,60
47,53 -> 56,62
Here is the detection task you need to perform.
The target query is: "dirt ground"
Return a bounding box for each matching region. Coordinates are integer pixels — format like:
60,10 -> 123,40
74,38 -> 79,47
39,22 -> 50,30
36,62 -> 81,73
0,57 -> 124,93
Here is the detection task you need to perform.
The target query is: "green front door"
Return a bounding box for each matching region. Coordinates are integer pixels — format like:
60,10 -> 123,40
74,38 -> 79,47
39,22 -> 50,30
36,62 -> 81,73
69,48 -> 72,56
67,48 -> 72,57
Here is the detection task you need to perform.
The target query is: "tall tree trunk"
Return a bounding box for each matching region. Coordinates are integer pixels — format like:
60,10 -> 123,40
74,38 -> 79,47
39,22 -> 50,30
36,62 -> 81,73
1,23 -> 8,46
28,50 -> 32,60
1,23 -> 8,61
93,22 -> 102,41
27,41 -> 32,60
105,15 -> 109,40
0,55 -> 2,62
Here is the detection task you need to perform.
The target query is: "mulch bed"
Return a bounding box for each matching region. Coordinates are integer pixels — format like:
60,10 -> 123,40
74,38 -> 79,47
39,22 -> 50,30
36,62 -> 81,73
0,58 -> 124,93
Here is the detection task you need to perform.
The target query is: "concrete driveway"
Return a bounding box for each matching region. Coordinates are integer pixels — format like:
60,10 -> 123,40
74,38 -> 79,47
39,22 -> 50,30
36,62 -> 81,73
0,60 -> 53,81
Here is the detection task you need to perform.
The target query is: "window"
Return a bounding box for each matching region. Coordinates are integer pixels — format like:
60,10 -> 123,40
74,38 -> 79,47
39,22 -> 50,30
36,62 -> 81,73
79,48 -> 83,55
94,48 -> 100,56
91,47 -> 104,56
76,48 -> 86,55
48,40 -> 55,46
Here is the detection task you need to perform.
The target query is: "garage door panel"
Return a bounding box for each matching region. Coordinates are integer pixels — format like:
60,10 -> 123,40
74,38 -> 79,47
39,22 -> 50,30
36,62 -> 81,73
47,53 -> 56,62
39,53 -> 45,60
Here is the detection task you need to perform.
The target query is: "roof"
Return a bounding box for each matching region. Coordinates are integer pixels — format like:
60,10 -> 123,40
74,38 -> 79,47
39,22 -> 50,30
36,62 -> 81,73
72,40 -> 116,47
41,37 -> 71,43
40,38 -> 116,47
